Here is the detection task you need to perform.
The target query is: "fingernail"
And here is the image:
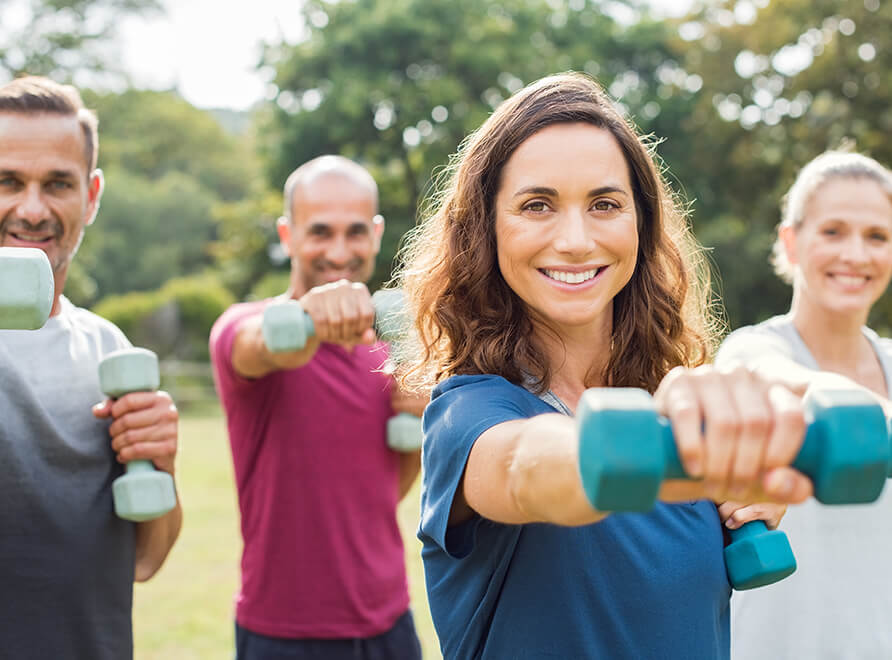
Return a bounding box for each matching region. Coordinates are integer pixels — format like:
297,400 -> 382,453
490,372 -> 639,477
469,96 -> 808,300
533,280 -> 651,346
687,460 -> 702,477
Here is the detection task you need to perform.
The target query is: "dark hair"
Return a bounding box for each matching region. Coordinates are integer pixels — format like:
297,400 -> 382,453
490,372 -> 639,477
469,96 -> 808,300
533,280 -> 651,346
0,76 -> 99,175
397,72 -> 719,394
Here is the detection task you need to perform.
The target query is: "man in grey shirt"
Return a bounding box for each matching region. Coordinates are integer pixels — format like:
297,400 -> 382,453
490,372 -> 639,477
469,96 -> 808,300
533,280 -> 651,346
0,76 -> 182,659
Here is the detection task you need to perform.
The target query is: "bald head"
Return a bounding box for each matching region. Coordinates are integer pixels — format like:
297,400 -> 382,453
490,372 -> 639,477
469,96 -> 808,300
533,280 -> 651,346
283,155 -> 379,222
276,155 -> 385,293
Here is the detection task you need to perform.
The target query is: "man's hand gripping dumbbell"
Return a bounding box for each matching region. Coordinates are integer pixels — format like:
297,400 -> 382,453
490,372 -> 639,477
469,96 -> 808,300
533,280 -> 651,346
262,281 -> 422,451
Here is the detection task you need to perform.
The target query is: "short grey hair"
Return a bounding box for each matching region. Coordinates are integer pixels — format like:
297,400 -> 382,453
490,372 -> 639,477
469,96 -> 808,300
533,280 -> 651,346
771,150 -> 892,283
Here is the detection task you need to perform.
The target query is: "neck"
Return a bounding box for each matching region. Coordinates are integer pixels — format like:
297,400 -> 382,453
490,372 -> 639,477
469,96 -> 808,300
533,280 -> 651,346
533,314 -> 612,413
789,286 -> 869,366
50,268 -> 68,317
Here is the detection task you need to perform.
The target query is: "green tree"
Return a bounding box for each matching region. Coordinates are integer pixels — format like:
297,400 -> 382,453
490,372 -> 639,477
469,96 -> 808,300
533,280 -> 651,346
257,0 -> 696,287
65,88 -> 258,305
671,0 -> 891,329
0,0 -> 161,82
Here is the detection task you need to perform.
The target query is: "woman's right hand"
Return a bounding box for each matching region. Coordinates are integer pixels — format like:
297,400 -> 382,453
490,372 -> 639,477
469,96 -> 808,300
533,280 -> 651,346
653,364 -> 813,505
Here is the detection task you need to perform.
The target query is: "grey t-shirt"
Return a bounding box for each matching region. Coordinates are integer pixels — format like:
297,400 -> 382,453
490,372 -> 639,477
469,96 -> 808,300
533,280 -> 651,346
0,296 -> 135,660
717,314 -> 892,660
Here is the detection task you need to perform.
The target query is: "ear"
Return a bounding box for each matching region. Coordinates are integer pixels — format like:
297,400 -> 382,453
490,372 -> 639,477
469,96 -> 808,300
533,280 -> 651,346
779,224 -> 798,267
371,214 -> 385,254
276,216 -> 292,257
85,169 -> 105,227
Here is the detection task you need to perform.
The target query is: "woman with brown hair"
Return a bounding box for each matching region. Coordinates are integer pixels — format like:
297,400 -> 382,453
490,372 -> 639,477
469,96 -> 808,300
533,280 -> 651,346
397,72 -> 812,659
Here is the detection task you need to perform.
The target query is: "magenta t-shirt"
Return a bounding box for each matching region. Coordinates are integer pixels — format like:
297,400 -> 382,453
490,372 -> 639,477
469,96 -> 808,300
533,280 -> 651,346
209,300 -> 410,639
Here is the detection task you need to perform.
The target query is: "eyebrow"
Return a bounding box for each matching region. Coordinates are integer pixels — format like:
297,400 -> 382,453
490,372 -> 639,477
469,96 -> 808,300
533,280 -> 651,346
513,185 -> 628,198
0,169 -> 76,179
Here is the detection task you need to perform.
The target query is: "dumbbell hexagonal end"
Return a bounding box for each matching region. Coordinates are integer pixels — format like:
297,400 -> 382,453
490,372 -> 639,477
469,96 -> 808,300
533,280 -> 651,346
804,389 -> 889,504
0,247 -> 54,330
262,300 -> 312,353
577,388 -> 666,512
387,413 -> 423,452
113,468 -> 176,522
371,289 -> 408,343
724,525 -> 797,590
98,348 -> 160,398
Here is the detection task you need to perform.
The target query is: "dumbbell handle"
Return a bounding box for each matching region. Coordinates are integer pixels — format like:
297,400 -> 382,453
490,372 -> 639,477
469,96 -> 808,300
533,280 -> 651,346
99,348 -> 176,521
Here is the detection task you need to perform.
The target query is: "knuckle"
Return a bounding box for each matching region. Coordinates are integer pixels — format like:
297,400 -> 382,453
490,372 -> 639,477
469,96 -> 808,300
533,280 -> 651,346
740,413 -> 772,437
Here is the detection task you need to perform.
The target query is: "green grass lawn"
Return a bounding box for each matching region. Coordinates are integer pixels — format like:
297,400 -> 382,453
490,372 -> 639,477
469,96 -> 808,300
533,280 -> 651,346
134,410 -> 441,659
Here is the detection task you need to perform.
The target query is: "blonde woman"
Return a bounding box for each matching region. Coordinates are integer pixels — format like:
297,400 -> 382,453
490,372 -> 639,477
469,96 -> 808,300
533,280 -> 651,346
717,151 -> 892,659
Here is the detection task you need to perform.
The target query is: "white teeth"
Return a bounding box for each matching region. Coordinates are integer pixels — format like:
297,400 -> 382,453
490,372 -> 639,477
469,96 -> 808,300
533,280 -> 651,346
833,274 -> 868,287
543,268 -> 599,284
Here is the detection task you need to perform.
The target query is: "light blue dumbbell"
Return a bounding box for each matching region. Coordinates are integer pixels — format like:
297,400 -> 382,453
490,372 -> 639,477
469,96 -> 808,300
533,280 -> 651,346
0,247 -> 53,330
576,387 -> 890,590
263,290 -> 422,452
99,348 -> 177,522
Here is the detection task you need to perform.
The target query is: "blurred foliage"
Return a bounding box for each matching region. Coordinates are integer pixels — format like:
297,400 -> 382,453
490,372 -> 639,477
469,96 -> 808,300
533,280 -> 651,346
19,0 -> 887,358
93,273 -> 235,360
257,0 -> 695,289
0,0 -> 161,84
66,88 -> 259,306
672,0 -> 891,328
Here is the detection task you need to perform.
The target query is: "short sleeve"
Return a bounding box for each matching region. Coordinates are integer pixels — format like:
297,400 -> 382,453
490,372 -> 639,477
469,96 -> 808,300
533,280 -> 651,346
715,325 -> 796,368
209,301 -> 268,397
419,375 -> 542,558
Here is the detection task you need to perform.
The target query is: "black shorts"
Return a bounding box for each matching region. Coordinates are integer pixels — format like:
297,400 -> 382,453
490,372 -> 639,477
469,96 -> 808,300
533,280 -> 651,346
235,610 -> 423,660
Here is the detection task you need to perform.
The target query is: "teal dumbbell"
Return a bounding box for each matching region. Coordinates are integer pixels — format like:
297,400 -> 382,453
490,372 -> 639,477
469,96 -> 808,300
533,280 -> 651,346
576,388 -> 889,590
263,290 -> 422,452
98,348 -> 177,522
0,247 -> 53,330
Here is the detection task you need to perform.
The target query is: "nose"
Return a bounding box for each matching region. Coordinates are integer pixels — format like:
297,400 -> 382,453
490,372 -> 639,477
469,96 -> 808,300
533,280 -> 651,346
553,209 -> 596,255
325,234 -> 351,266
840,234 -> 869,264
16,183 -> 50,224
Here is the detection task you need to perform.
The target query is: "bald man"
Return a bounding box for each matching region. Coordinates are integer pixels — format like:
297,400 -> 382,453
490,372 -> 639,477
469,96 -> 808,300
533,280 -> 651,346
209,156 -> 423,660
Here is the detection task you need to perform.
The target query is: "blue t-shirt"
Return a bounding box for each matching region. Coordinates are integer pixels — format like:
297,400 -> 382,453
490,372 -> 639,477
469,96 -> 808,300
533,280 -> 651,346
419,375 -> 730,659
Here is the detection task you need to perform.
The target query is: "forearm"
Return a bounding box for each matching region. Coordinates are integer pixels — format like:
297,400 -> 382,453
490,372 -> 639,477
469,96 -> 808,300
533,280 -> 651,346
231,315 -> 319,379
133,498 -> 182,582
398,450 -> 421,500
490,415 -> 608,527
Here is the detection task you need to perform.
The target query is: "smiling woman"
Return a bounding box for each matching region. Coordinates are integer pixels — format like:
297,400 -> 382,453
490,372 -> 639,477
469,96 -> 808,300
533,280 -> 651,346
395,72 -> 818,659
717,150 -> 892,660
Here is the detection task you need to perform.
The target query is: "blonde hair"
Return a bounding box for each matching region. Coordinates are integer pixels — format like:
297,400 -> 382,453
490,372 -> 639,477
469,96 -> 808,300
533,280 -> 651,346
772,150 -> 892,283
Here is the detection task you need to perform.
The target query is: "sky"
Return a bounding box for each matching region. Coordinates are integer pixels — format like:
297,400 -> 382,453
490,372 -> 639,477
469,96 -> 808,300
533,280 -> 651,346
119,0 -> 308,110
119,0 -> 692,111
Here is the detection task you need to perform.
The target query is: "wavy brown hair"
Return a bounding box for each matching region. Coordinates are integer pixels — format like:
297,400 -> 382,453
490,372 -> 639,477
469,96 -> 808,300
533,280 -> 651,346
396,73 -> 719,394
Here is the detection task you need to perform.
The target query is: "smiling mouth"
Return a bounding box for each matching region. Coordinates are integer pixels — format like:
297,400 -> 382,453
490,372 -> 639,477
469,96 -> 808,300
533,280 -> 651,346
540,267 -> 605,284
8,231 -> 55,244
829,273 -> 870,287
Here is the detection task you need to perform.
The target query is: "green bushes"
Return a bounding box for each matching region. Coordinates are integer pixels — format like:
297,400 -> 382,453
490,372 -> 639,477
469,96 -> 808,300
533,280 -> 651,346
93,274 -> 234,361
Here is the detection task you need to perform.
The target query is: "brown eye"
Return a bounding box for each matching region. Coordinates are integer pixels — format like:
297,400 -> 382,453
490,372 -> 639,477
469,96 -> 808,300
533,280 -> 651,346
593,200 -> 618,211
524,200 -> 549,213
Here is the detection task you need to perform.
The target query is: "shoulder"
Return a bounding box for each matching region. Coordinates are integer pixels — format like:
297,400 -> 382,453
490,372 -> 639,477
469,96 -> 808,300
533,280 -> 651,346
432,374 -> 536,403
63,297 -> 131,349
717,315 -> 796,364
209,299 -> 268,354
864,326 -> 892,360
425,375 -> 552,450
